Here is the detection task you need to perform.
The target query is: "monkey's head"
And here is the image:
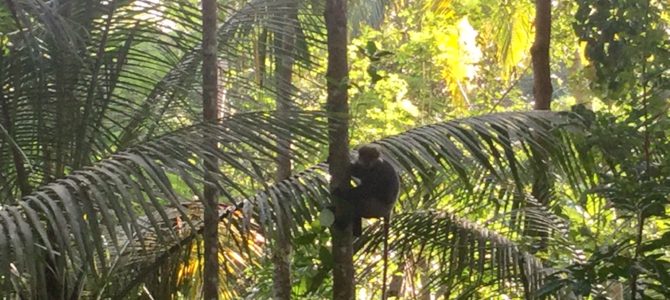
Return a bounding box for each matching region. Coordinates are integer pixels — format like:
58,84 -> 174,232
356,145 -> 382,168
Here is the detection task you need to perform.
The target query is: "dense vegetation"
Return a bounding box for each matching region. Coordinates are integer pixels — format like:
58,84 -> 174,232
0,0 -> 668,298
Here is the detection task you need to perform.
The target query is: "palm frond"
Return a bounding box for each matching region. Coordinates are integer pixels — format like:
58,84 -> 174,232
0,111 -> 327,298
356,211 -> 548,298
105,111 -> 590,297
0,0 -> 326,198
106,162 -> 331,297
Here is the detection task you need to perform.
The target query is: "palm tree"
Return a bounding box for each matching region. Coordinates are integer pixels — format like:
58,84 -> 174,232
270,2 -> 300,298
201,0 -> 221,298
531,0 -> 552,110
324,0 -> 356,298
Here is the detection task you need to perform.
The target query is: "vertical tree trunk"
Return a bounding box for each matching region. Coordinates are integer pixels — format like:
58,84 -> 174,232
529,0 -> 554,244
526,2 -> 552,296
255,29 -> 268,87
528,0 -> 553,250
531,0 -> 552,110
325,0 -> 355,299
201,0 -> 219,299
272,3 -> 298,299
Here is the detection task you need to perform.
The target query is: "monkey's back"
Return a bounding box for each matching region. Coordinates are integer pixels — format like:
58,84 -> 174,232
353,159 -> 399,205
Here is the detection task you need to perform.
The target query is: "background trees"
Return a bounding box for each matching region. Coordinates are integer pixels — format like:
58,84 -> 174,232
0,0 -> 668,299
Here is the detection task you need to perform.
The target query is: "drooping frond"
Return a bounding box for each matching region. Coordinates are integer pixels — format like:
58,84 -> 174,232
108,164 -> 332,298
356,211 -> 548,298
380,111 -> 587,211
0,111 -> 327,298
101,111 -> 589,297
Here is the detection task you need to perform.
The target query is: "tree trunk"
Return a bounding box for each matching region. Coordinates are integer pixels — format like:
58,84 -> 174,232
528,0 -> 553,250
201,0 -> 219,299
325,0 -> 355,299
527,3 -> 552,292
531,0 -> 552,110
272,4 -> 298,299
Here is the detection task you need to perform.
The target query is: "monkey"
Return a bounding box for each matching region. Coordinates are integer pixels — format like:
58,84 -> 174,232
331,144 -> 399,300
332,144 -> 400,236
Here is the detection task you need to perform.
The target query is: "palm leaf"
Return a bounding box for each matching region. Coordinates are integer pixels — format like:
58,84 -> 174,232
356,211 -> 548,298
0,0 -> 325,198
0,111 -> 327,298
102,111 -> 589,298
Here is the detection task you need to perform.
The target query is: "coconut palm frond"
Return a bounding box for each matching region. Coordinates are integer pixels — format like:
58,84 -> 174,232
355,211 -> 549,299
378,111 -> 587,212
2,80 -> 593,298
110,111 -> 590,297
101,159 -> 329,296
0,110 -> 327,298
106,163 -> 331,298
104,201 -> 263,299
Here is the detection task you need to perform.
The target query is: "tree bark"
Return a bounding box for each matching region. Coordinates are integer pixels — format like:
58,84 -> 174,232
527,4 -> 552,291
531,0 -> 552,110
325,0 -> 355,299
272,3 -> 298,299
528,0 -> 553,253
201,0 -> 219,299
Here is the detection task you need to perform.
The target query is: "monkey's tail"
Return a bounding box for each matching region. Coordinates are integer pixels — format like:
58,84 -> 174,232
353,217 -> 362,237
382,216 -> 390,300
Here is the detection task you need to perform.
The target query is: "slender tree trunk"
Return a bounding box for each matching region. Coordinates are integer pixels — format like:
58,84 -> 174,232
531,0 -> 552,110
526,3 -> 552,294
255,29 -> 268,87
418,259 -> 430,300
528,0 -> 553,250
325,0 -> 354,299
272,4 -> 298,299
201,0 -> 219,299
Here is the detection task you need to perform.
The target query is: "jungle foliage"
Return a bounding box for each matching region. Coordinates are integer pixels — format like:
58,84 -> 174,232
0,0 -> 668,298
